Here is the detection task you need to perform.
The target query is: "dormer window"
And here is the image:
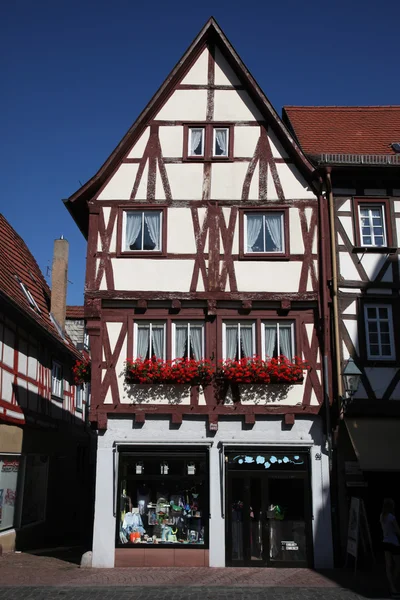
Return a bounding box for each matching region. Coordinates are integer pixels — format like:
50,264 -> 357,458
16,277 -> 40,313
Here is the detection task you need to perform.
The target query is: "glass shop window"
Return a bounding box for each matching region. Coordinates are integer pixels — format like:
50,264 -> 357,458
118,452 -> 208,547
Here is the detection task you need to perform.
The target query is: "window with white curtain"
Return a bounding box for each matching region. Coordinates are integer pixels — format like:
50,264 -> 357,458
134,322 -> 166,360
51,361 -> 63,398
124,210 -> 162,252
222,322 -> 256,360
244,212 -> 285,254
364,305 -> 394,360
172,322 -> 205,360
213,127 -> 229,157
188,127 -> 205,157
76,384 -> 84,411
262,321 -> 295,359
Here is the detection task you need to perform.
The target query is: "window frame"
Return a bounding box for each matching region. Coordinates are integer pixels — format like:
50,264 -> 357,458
183,123 -> 234,161
171,321 -> 205,360
222,321 -> 256,360
75,383 -> 84,412
353,197 -> 394,250
363,303 -> 395,361
117,205 -> 167,258
239,207 -> 290,259
133,321 -> 167,361
187,126 -> 205,158
212,127 -> 229,158
261,320 -> 296,360
51,360 -> 63,400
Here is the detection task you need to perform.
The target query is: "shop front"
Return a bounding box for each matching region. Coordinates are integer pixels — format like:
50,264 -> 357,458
92,416 -> 333,569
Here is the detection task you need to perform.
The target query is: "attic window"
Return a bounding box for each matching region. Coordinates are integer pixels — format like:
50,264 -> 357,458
16,277 -> 41,313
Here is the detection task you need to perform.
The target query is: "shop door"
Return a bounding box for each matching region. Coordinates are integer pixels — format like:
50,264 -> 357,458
226,472 -> 311,567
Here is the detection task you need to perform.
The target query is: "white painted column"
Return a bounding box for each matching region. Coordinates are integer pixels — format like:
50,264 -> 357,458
209,445 -> 225,567
311,445 -> 334,568
92,447 -> 116,568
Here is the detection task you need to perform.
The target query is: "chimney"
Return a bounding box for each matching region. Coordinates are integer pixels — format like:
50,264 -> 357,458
51,236 -> 69,332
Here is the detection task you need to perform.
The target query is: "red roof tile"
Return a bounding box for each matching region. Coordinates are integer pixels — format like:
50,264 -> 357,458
0,214 -> 80,358
283,106 -> 400,156
66,306 -> 84,319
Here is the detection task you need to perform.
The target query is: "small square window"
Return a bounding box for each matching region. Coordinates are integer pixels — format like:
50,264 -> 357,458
213,128 -> 229,157
172,322 -> 205,359
188,127 -> 205,157
124,211 -> 162,252
364,304 -> 394,360
51,360 -> 63,398
134,322 -> 166,360
223,322 -> 255,360
358,204 -> 387,247
245,212 -> 285,254
262,321 -> 295,359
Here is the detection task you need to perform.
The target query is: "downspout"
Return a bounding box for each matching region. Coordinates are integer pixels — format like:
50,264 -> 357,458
317,176 -> 332,467
326,169 -> 343,401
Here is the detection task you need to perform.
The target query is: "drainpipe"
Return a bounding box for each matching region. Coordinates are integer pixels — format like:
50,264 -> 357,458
326,169 -> 343,400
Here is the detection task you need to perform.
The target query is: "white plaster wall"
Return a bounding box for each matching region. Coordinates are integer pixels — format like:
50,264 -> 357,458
214,47 -> 240,86
338,216 -> 354,245
156,90 -> 207,121
103,207 -> 117,253
343,319 -> 359,354
165,163 -> 204,200
233,126 -> 259,157
363,367 -> 400,400
214,90 -> 262,121
235,261 -> 302,292
98,164 -> 138,201
127,128 -> 150,159
337,199 -> 351,212
276,164 -> 315,200
359,254 -> 390,282
288,208 -> 304,254
180,48 -> 208,85
92,416 -> 333,569
167,208 -> 196,253
343,301 -> 356,315
211,162 -> 250,200
1,369 -> 13,402
111,259 -> 194,291
268,129 -> 289,159
18,341 -> 28,375
222,208 -> 239,254
239,379 -> 315,406
159,126 -> 183,157
3,327 -> 14,368
339,253 -> 360,281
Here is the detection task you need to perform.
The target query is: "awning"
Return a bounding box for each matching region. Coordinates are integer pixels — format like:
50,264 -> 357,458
345,418 -> 400,471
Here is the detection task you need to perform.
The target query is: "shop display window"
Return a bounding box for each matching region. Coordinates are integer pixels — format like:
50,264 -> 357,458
117,451 -> 208,547
0,455 -> 20,531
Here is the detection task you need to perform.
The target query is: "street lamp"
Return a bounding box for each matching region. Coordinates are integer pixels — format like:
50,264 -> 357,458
342,357 -> 362,407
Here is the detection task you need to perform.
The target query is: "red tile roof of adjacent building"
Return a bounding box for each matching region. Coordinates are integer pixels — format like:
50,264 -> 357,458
0,214 -> 80,358
283,106 -> 400,156
66,306 -> 85,319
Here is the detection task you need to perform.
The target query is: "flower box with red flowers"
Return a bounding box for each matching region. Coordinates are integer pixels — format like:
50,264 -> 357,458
125,357 -> 214,386
72,358 -> 91,385
216,356 -> 309,385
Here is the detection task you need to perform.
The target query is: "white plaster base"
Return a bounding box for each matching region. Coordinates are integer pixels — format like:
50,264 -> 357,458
91,416 -> 333,569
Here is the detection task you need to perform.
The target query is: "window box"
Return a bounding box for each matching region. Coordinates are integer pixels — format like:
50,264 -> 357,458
216,356 -> 309,385
125,358 -> 214,386
239,208 -> 290,259
117,206 -> 167,257
183,123 -> 233,161
353,198 -> 394,251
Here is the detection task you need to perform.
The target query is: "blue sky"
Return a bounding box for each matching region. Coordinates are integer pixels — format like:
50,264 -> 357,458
1,0 -> 399,305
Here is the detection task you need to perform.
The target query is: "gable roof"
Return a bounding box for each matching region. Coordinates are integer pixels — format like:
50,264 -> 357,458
0,214 -> 81,359
283,106 -> 400,157
64,17 -> 315,237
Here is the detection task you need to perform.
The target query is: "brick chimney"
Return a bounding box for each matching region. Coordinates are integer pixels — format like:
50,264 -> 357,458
51,236 -> 69,332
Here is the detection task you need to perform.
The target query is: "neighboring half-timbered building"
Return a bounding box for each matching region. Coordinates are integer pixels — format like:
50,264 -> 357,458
285,105 -> 400,558
65,19 -> 333,568
0,215 -> 93,554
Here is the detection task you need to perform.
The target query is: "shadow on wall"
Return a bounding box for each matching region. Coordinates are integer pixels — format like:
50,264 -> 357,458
11,382 -> 96,553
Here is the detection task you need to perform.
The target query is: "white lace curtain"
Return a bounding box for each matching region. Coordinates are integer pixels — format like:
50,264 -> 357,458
145,212 -> 160,250
136,324 -> 164,359
264,323 -> 292,358
265,214 -> 283,252
240,327 -> 253,358
215,129 -> 227,156
279,326 -> 292,358
264,326 -> 277,358
125,212 -> 142,250
175,325 -> 203,359
190,129 -> 203,156
225,325 -> 253,360
225,327 -> 238,360
247,214 -> 263,252
137,326 -> 150,359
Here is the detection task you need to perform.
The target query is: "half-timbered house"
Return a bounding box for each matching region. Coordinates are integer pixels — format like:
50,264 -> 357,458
65,19 -> 333,568
285,105 -> 400,558
0,215 -> 93,554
